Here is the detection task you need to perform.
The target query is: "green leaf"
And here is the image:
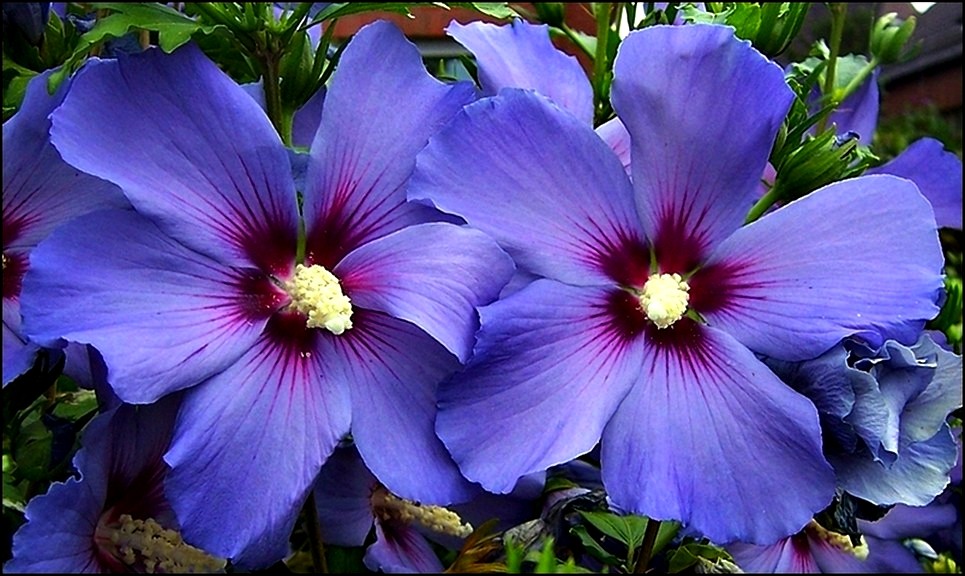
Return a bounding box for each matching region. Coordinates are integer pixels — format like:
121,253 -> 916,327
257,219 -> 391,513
279,30 -> 316,109
444,2 -> 518,19
48,3 -> 223,94
668,542 -> 737,573
830,54 -> 872,95
324,545 -> 367,574
50,389 -> 99,422
681,4 -> 732,25
309,2 -> 516,27
13,419 -> 53,483
682,3 -> 810,56
579,510 -> 648,552
88,3 -> 217,51
930,276 -> 963,343
3,455 -> 26,512
2,62 -> 36,120
2,476 -> 26,513
504,534 -> 527,573
726,3 -> 763,41
534,537 -> 557,573
309,3 -> 415,26
570,524 -> 622,567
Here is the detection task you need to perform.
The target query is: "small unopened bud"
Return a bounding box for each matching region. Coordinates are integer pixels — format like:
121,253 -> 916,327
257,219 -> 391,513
870,13 -> 916,64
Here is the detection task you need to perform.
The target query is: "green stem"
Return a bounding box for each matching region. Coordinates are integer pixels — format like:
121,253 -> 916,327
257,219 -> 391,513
304,492 -> 328,573
554,24 -> 594,59
634,519 -> 662,574
817,3 -> 847,133
592,3 -> 611,90
837,56 -> 880,103
261,52 -> 293,146
591,3 -> 613,124
745,181 -> 782,224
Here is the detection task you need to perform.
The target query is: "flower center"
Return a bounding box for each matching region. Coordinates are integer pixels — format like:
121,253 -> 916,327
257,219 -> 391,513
639,273 -> 690,329
285,264 -> 353,335
94,513 -> 226,573
807,519 -> 869,560
370,485 -> 473,538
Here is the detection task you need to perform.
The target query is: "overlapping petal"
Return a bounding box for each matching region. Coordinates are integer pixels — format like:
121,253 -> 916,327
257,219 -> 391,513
4,475 -> 104,573
410,90 -> 648,288
859,501 -> 958,540
49,45 -> 299,275
601,323 -> 834,544
291,85 -> 326,149
3,299 -> 39,386
729,536 -> 819,573
887,337 -> 964,445
694,175 -> 944,361
83,395 -> 181,512
336,222 -> 513,363
437,280 -> 645,494
868,138 -> 963,229
612,24 -> 793,271
3,70 -> 126,386
313,444 -> 378,547
21,210 -> 274,403
831,427 -> 959,506
3,71 -> 125,251
303,21 -> 475,267
365,522 -> 445,574
595,117 -> 632,174
730,528 -> 872,573
446,19 -> 593,124
164,329 -> 351,567
326,310 -> 474,503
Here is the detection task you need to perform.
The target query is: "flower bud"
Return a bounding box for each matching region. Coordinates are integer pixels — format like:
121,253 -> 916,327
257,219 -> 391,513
870,12 -> 916,64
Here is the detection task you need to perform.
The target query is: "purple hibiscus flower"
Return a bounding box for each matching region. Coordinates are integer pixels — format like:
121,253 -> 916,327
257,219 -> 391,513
20,21 -> 513,567
728,484 -> 960,574
409,23 -> 945,544
312,442 -> 552,573
766,334 -> 962,508
3,69 -> 126,387
5,392 -> 226,573
312,443 -> 457,573
727,514 -> 929,573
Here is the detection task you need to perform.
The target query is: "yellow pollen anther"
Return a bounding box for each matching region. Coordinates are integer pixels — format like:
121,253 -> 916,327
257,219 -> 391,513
285,264 -> 353,335
639,273 -> 690,329
99,514 -> 226,573
807,520 -> 870,560
371,487 -> 473,538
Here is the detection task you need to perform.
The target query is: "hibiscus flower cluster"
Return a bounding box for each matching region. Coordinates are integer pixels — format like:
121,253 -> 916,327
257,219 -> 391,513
3,2 -> 962,573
